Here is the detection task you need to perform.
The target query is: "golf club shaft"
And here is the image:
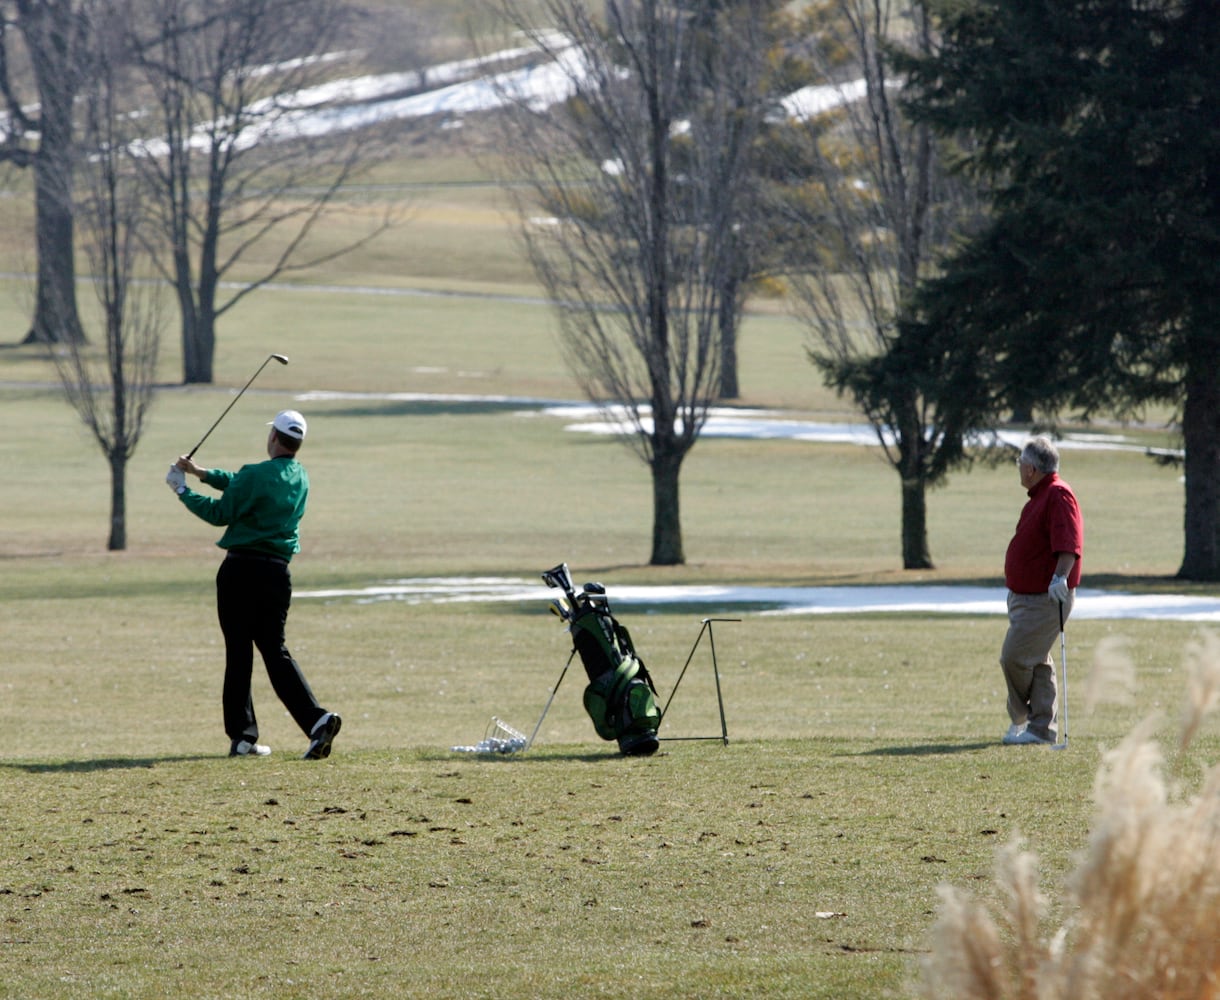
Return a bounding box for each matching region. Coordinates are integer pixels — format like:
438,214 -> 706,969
1059,600 -> 1070,747
185,354 -> 288,459
528,651 -> 573,749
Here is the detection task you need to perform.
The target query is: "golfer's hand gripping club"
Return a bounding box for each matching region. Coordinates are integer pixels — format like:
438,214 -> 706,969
185,353 -> 289,460
1049,573 -> 1070,604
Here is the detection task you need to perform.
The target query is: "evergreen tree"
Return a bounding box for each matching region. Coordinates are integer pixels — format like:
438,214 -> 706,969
905,0 -> 1220,578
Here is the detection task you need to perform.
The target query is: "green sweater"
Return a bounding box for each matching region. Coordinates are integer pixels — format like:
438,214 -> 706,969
179,455 -> 309,561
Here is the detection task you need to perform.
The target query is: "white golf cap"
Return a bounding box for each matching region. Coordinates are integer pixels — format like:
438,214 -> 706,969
269,409 -> 307,440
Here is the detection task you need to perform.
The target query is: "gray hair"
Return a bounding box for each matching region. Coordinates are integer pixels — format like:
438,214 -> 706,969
1021,436 -> 1060,474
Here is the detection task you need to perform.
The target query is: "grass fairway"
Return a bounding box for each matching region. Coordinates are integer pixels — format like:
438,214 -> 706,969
0,734 -> 1108,1000
0,600 -> 1209,999
1,162 -> 1216,996
2,347 -> 1212,998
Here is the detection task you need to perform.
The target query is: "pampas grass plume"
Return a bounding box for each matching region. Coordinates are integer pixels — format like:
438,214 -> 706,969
1181,630 -> 1220,752
922,633 -> 1220,1000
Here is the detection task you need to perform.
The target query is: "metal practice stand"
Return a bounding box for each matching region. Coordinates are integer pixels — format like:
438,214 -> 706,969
658,618 -> 739,745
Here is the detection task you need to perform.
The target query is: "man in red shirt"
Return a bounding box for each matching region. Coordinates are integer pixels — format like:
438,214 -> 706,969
1000,436 -> 1083,745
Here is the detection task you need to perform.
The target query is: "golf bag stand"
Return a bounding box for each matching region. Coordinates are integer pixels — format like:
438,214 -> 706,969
658,618 -> 737,745
542,563 -> 661,756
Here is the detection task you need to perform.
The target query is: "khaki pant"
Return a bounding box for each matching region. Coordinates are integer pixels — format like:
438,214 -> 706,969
1000,590 -> 1074,740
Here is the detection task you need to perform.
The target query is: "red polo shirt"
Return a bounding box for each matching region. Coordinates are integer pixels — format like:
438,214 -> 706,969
1004,472 -> 1083,594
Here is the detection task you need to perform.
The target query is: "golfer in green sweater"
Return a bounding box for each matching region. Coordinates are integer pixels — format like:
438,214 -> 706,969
167,410 -> 340,760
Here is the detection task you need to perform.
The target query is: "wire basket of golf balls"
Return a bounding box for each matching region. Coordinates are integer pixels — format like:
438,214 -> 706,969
451,716 -> 528,755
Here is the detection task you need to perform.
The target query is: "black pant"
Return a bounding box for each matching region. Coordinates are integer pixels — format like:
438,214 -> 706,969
216,552 -> 322,743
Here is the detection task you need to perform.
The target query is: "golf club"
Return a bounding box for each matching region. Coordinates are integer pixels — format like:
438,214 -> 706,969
542,562 -> 576,600
527,650 -> 575,750
1054,600 -> 1070,751
185,353 -> 289,460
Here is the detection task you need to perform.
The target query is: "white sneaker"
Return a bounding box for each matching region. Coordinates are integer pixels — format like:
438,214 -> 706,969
1001,724 -> 1025,745
1010,728 -> 1051,745
230,739 -> 271,757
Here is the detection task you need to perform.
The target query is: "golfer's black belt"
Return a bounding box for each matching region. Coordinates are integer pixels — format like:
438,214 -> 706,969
225,549 -> 288,567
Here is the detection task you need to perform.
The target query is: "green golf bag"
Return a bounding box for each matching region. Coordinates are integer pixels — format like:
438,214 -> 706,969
544,565 -> 661,756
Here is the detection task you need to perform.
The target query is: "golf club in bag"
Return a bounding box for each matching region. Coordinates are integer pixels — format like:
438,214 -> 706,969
542,562 -> 661,756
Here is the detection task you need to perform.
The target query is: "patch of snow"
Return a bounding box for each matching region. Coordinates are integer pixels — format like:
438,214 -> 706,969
780,79 -> 871,121
129,39 -> 585,157
294,577 -> 1220,622
291,390 -> 1156,453
129,37 -> 868,155
542,402 -> 1149,453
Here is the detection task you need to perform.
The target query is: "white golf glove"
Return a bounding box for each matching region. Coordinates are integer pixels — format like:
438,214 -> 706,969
166,465 -> 187,494
1048,574 -> 1070,604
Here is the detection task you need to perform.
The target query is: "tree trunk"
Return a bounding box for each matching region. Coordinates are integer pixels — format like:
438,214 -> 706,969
649,445 -> 685,566
900,475 -> 933,570
717,276 -> 740,400
1007,400 -> 1033,425
192,265 -> 218,386
108,450 -> 127,551
895,391 -> 934,570
180,298 -> 215,385
178,174 -> 224,384
20,32 -> 85,346
176,257 -> 214,384
196,175 -> 225,384
1178,341 -> 1220,580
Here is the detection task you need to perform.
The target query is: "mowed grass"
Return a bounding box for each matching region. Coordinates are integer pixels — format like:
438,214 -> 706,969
2,324 -> 1212,997
1,128 -> 1217,997
2,599 -> 1211,999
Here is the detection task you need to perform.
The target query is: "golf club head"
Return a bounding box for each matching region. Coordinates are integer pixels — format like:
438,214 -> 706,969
583,582 -> 605,595
541,563 -> 574,595
549,598 -> 570,621
271,354 -> 289,364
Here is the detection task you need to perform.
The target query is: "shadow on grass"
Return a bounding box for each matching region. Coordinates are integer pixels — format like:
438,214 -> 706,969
320,399 -> 551,419
850,742 -> 995,757
500,600 -> 767,618
421,749 -> 634,764
0,755 -> 217,774
1085,572 -> 1220,594
946,571 -> 1217,596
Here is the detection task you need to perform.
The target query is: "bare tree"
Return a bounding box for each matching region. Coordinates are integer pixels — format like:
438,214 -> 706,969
679,0 -> 789,402
782,0 -> 989,569
488,0 -> 771,565
125,0 -> 394,384
51,3 -> 161,551
0,0 -> 92,345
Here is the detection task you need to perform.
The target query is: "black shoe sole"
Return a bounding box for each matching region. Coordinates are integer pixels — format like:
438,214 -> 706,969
618,730 -> 660,757
303,713 -> 341,760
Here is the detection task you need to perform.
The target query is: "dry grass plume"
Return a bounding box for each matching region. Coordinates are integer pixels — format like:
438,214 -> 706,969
921,631 -> 1220,1000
